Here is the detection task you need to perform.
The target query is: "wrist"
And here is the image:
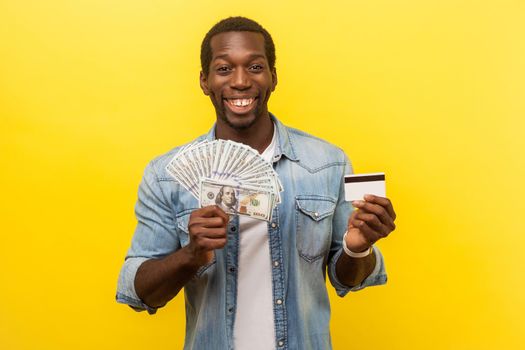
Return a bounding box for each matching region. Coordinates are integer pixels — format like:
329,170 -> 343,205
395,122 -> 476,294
182,245 -> 213,269
342,231 -> 373,258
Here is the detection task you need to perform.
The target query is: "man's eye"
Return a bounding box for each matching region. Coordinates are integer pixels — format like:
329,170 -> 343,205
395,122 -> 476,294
250,64 -> 263,71
217,66 -> 230,72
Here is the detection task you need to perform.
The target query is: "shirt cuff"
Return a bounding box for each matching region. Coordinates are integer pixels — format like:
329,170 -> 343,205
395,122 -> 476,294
328,245 -> 388,297
116,256 -> 158,315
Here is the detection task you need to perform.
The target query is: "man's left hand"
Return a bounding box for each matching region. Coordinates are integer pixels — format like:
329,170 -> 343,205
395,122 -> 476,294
345,194 -> 397,253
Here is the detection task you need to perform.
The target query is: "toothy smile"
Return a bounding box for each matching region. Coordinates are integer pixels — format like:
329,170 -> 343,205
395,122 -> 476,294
225,98 -> 255,107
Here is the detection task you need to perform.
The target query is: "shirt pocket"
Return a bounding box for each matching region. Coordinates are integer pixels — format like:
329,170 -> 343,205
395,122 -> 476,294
295,195 -> 336,262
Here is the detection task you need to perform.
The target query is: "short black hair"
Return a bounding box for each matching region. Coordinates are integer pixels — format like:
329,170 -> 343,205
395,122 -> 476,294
200,16 -> 276,77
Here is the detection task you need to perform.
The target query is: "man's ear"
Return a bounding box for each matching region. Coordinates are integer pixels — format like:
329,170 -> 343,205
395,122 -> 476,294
271,67 -> 278,92
200,71 -> 210,96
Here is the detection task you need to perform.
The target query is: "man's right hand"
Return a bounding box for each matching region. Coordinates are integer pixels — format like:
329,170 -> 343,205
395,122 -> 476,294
187,205 -> 229,266
134,206 -> 228,308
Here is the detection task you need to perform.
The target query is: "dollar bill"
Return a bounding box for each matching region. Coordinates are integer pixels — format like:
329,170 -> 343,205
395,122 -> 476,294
166,139 -> 282,220
200,179 -> 274,221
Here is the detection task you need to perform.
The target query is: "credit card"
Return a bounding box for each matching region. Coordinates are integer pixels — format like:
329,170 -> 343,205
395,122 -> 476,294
344,173 -> 386,202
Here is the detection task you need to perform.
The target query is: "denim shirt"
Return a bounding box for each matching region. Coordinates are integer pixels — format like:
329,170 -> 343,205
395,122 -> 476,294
116,115 -> 387,350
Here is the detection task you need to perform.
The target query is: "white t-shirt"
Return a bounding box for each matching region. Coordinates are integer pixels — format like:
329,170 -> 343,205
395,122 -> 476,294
233,128 -> 277,350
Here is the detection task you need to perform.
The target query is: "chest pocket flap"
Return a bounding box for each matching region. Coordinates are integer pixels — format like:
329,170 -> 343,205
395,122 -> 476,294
296,196 -> 336,221
295,195 -> 336,262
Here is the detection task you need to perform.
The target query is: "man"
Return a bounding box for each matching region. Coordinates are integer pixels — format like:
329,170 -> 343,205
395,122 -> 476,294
215,185 -> 238,214
117,16 -> 396,350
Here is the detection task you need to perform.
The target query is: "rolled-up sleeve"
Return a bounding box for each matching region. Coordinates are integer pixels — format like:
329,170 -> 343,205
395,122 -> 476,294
116,160 -> 181,314
327,153 -> 388,297
116,257 -> 158,314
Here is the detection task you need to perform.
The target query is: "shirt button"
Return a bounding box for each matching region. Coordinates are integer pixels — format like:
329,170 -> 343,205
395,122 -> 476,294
278,340 -> 284,347
273,261 -> 279,267
314,212 -> 319,218
230,226 -> 237,232
228,307 -> 234,313
276,299 -> 282,305
229,267 -> 235,273
271,222 -> 277,228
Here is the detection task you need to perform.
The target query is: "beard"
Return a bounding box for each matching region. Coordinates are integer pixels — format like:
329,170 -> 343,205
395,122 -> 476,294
218,102 -> 262,130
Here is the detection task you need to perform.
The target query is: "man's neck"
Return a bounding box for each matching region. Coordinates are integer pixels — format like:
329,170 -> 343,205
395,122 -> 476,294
215,115 -> 274,154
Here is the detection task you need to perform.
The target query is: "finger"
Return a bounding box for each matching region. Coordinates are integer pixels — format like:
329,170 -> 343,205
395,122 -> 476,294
363,194 -> 396,220
214,205 -> 230,225
201,205 -> 229,225
348,219 -> 380,243
199,227 -> 228,238
194,205 -> 218,217
352,199 -> 396,230
192,206 -> 229,226
353,211 -> 391,237
347,210 -> 358,228
359,205 -> 395,231
190,216 -> 227,228
193,236 -> 228,250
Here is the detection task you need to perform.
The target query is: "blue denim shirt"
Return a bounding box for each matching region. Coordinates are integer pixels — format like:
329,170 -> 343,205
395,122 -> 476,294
116,115 -> 387,350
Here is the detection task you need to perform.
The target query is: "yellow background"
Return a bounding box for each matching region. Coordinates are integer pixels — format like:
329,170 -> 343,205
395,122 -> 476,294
1,0 -> 524,349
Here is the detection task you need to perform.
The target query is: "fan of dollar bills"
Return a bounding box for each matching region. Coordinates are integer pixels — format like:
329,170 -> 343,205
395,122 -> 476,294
166,139 -> 282,221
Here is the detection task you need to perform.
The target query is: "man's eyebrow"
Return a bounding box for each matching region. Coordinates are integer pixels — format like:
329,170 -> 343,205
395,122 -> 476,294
212,53 -> 266,61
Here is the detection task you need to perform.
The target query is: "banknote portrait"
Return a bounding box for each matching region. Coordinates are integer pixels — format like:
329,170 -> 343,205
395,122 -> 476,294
214,185 -> 239,214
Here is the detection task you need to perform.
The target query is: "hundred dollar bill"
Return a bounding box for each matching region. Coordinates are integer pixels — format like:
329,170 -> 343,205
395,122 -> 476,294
200,178 -> 274,221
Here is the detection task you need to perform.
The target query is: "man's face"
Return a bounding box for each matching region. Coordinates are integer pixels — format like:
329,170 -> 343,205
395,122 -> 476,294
200,31 -> 277,130
222,186 -> 235,207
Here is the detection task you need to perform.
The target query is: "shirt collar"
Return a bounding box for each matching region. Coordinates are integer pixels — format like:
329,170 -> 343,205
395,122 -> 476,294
271,113 -> 299,162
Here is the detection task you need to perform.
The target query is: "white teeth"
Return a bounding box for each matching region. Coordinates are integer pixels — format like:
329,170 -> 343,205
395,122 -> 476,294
229,98 -> 254,107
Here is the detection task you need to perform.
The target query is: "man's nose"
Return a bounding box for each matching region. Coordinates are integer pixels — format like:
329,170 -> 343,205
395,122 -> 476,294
230,68 -> 251,90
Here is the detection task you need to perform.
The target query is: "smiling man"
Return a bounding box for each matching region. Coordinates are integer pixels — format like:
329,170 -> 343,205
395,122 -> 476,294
202,30 -> 276,130
117,17 -> 396,350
